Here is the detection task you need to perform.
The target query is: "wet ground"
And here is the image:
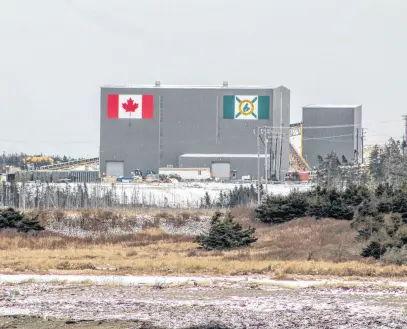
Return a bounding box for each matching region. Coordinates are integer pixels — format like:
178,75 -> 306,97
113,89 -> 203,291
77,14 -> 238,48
0,316 -> 160,329
1,281 -> 407,329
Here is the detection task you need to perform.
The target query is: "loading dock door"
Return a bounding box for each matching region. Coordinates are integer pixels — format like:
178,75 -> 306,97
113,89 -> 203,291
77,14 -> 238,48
211,162 -> 230,179
106,161 -> 124,177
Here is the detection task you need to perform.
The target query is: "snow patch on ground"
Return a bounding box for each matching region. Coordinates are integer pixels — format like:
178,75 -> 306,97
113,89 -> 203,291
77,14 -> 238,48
46,215 -> 211,238
1,274 -> 407,289
23,181 -> 312,208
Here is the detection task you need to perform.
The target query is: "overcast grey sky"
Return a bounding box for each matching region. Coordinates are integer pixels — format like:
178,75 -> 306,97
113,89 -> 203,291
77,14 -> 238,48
1,0 -> 406,156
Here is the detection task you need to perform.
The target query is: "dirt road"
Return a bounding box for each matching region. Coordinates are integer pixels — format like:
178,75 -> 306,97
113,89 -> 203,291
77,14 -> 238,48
1,279 -> 407,329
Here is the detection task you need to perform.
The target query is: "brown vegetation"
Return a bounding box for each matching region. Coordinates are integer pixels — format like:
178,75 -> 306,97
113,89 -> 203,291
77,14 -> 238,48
2,212 -> 407,277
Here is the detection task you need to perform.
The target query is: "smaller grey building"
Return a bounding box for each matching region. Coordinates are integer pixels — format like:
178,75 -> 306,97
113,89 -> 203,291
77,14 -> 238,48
302,104 -> 362,168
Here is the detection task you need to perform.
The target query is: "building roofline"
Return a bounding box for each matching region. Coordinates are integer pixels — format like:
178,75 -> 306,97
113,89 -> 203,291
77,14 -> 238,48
180,153 -> 270,158
303,104 -> 362,109
101,84 -> 288,90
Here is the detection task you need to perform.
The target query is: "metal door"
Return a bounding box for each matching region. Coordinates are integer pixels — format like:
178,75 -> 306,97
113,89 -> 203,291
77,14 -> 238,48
106,161 -> 124,177
211,162 -> 230,179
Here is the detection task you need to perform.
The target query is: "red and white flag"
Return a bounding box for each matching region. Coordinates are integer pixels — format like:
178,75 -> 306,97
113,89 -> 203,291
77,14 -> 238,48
107,94 -> 154,119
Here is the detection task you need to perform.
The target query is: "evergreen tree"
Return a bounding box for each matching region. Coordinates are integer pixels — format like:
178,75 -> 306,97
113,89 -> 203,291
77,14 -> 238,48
369,145 -> 384,183
256,192 -> 309,224
315,152 -> 342,187
204,192 -> 211,208
361,241 -> 386,259
193,211 -> 257,250
341,155 -> 348,165
306,197 -> 327,219
0,208 -> 44,233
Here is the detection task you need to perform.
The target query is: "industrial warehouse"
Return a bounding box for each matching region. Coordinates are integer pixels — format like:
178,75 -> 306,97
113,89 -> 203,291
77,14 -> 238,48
3,83 -> 364,184
99,82 -> 290,181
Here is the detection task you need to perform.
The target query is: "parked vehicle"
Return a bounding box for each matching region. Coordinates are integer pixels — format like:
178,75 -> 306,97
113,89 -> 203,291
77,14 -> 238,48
117,176 -> 134,183
131,169 -> 143,179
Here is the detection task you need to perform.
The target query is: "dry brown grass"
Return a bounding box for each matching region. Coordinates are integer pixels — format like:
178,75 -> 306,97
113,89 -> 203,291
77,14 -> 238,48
249,217 -> 362,262
33,208 -> 252,229
2,217 -> 407,278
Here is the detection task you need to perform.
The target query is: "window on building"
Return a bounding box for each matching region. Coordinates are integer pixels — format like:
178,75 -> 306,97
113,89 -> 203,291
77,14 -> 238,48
198,171 -> 201,175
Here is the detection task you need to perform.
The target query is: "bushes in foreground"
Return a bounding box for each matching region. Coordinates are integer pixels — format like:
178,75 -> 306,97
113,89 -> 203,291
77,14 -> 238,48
354,211 -> 407,263
255,184 -> 407,225
254,184 -> 407,263
0,207 -> 44,233
255,186 -> 361,224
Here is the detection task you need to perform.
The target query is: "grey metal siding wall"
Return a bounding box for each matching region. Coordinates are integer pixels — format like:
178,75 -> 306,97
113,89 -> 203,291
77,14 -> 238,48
100,86 -> 290,179
354,105 -> 362,161
302,107 -> 359,168
15,171 -> 99,183
100,87 -> 160,177
272,87 -> 290,180
179,156 -> 269,180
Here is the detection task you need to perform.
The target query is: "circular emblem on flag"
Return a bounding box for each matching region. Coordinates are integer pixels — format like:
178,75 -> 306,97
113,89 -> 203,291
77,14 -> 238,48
238,100 -> 255,116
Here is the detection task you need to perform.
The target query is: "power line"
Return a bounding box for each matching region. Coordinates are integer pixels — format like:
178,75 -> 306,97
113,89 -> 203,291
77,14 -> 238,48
0,140 -> 98,144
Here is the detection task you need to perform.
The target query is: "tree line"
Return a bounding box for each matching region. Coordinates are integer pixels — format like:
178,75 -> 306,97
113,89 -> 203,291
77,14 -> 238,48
314,138 -> 407,189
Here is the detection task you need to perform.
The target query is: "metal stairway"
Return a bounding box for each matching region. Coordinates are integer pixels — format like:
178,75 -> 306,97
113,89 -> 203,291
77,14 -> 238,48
289,142 -> 310,172
288,122 -> 310,172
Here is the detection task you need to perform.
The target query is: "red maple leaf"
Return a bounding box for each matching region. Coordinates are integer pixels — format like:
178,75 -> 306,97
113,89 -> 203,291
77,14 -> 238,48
122,98 -> 139,112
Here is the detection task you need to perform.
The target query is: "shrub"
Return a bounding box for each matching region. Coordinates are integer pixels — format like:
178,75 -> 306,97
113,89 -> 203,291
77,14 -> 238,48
255,193 -> 309,224
361,241 -> 386,259
0,208 -> 44,233
381,246 -> 407,265
255,188 -> 356,224
193,211 -> 257,250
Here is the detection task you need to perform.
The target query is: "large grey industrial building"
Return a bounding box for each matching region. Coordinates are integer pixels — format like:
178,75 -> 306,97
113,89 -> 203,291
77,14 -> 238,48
301,105 -> 362,168
99,83 -> 290,180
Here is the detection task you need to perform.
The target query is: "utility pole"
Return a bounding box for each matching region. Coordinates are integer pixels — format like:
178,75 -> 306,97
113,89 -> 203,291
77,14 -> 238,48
402,115 -> 407,155
356,128 -> 359,165
264,128 -> 268,194
274,134 -> 278,179
269,132 -> 273,181
279,124 -> 284,181
257,126 -> 261,205
361,128 -> 366,164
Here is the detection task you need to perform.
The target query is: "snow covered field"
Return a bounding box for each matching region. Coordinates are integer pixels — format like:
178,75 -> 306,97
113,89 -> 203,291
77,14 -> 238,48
23,181 -> 312,208
110,181 -> 312,206
1,276 -> 407,328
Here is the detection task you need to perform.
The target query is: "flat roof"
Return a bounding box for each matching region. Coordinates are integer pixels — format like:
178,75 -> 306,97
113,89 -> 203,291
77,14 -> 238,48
102,84 -> 285,90
159,167 -> 210,171
303,104 -> 362,109
180,154 -> 270,158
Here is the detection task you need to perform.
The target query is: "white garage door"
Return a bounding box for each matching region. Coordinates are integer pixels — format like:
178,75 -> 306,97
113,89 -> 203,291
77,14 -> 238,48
106,161 -> 124,177
211,162 -> 230,179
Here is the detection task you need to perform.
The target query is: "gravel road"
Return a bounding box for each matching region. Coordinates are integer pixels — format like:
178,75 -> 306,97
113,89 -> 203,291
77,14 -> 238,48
1,281 -> 407,329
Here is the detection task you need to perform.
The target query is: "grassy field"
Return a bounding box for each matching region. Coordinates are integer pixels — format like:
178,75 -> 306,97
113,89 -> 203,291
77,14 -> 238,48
2,210 -> 407,278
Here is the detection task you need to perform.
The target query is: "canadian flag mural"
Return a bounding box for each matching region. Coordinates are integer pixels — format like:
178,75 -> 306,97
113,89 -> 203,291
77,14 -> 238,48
107,94 -> 154,119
